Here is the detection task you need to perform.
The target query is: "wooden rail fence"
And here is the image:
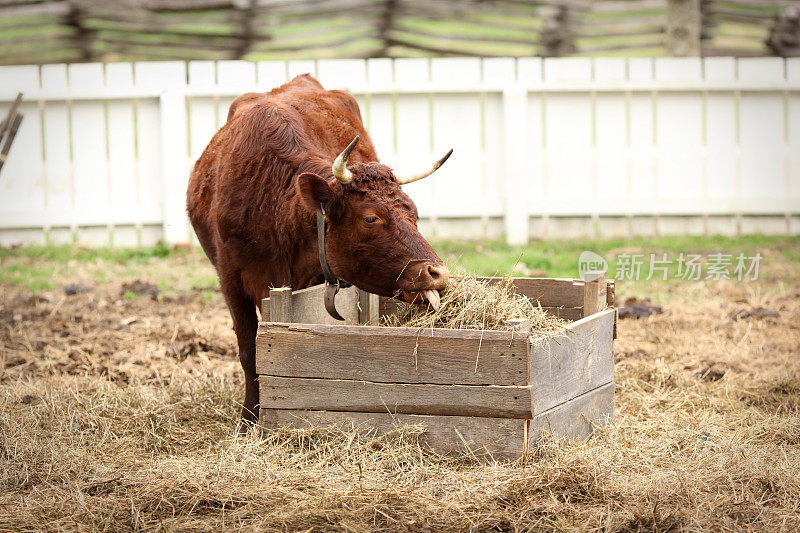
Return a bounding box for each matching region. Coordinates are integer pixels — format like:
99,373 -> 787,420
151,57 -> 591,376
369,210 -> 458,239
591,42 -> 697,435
0,0 -> 799,65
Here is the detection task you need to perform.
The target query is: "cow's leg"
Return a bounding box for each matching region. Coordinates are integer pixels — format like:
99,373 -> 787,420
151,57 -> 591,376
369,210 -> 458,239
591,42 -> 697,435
219,270 -> 260,428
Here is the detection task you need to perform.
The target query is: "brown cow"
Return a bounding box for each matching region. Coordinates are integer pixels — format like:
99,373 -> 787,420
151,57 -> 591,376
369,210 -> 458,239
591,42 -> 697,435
187,74 -> 451,424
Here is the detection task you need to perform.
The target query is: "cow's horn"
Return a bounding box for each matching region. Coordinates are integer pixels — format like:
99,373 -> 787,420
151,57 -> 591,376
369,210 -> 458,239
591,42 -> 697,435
395,149 -> 453,185
332,135 -> 359,184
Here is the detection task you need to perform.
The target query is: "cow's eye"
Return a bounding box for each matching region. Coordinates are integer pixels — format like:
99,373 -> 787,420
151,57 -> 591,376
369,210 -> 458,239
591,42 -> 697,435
364,216 -> 378,223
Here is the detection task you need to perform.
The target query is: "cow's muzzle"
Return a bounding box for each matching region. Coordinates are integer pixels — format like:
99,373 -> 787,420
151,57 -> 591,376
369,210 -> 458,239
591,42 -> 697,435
399,262 -> 450,311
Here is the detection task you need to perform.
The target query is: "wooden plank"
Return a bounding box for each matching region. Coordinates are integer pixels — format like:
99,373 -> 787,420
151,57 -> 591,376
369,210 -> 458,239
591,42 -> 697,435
269,287 -> 292,323
105,63 -> 138,245
384,37 -> 502,58
704,58 -> 738,206
102,37 -> 235,53
479,277 -> 585,308
503,86 -> 528,244
259,376 -> 534,418
262,284 -> 362,325
628,58 -> 657,204
216,60 -> 256,93
529,382 -> 614,444
256,322 -> 531,386
296,284 -> 358,323
606,279 -> 617,339
576,27 -> 665,39
590,0 -> 665,13
738,59 -> 785,202
394,26 -> 536,46
364,59 -> 393,160
68,64 -> 108,238
0,1 -> 70,17
257,60 -> 287,89
483,69 -> 512,225
134,65 -> 177,243
789,60 -> 800,203
606,280 -> 615,307
594,59 -> 628,210
377,296 -> 402,319
543,59 -> 593,207
394,60 -> 434,216
543,306 -> 583,322
582,270 -> 607,317
530,308 -> 615,413
39,65 -> 71,229
514,277 -> 585,306
654,58 -> 704,205
159,89 -> 190,244
357,289 -> 379,325
260,408 -> 526,459
577,41 -> 664,54
429,58 -> 483,221
187,62 -> 219,161
316,58 -> 367,89
286,59 -> 316,80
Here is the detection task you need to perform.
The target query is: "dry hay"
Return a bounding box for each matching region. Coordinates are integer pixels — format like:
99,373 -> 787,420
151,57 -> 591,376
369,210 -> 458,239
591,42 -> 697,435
2,251 -> 800,531
382,267 -> 567,337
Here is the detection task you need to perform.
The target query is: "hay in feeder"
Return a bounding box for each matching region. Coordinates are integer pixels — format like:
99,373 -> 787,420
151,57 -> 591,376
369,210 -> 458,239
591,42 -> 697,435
381,267 -> 567,336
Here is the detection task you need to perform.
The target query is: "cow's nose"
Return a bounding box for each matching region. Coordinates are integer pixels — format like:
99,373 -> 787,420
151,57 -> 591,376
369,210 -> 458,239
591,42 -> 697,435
425,263 -> 450,290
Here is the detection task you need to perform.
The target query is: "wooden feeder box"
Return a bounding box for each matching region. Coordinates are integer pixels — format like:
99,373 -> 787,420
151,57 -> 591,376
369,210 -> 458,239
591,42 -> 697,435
257,272 -> 617,459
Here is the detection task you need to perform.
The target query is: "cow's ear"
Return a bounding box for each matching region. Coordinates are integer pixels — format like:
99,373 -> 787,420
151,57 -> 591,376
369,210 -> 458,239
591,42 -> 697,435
297,172 -> 336,213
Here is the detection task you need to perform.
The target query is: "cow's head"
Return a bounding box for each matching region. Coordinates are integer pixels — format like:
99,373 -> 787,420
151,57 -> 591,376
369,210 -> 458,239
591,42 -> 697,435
297,136 -> 450,309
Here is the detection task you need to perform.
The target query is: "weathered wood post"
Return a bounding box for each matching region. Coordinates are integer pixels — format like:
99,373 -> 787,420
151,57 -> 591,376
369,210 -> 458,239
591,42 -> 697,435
357,289 -> 379,325
767,5 -> 800,57
582,270 -> 607,317
233,0 -> 256,59
375,0 -> 398,57
666,0 -> 701,56
540,4 -> 577,57
65,2 -> 96,62
269,287 -> 293,322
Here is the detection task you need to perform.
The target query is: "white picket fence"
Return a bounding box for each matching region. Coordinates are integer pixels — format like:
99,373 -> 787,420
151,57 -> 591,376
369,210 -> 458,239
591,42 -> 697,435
1,56 -> 799,246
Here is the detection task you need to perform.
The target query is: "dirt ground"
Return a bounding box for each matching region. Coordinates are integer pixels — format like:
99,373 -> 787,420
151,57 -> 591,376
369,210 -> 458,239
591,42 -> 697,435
1,248 -> 799,531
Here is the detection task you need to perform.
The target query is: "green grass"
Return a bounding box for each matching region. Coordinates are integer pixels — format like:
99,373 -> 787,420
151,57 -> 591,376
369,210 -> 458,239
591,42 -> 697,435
0,243 -> 173,292
0,242 -> 215,294
123,290 -> 138,301
0,263 -> 56,293
432,234 -> 800,304
1,236 -> 796,296
0,242 -> 171,263
435,234 -> 799,279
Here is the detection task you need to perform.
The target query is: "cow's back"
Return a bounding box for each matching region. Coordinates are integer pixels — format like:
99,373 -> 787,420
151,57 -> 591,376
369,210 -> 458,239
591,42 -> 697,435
226,75 -> 373,162
187,74 -> 376,266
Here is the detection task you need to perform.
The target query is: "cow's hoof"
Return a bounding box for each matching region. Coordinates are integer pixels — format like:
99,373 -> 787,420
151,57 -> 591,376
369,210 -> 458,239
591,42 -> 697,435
236,405 -> 260,436
236,418 -> 260,436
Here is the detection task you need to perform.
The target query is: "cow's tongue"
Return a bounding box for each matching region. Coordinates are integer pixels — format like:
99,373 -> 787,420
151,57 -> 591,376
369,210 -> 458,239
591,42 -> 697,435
421,289 -> 441,311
